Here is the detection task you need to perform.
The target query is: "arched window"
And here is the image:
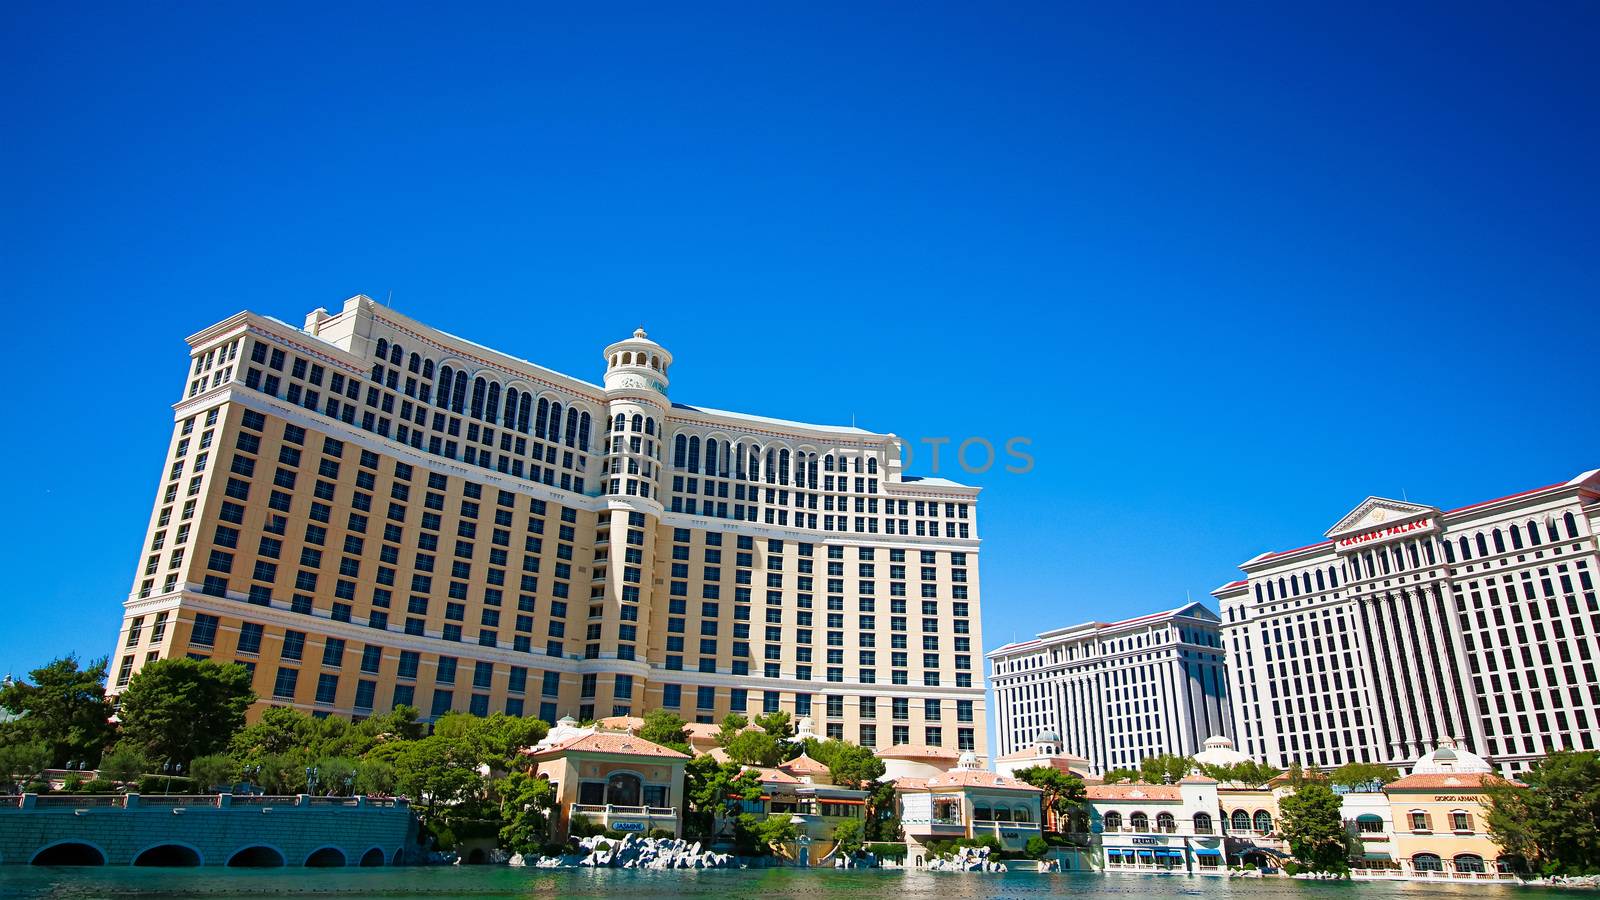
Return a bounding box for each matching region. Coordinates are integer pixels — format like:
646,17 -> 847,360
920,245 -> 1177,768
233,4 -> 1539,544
1103,811 -> 1122,830
646,417 -> 656,436
486,382 -> 500,423
565,408 -> 578,446
578,412 -> 591,450
1442,540 -> 1455,563
451,371 -> 468,414
1231,810 -> 1250,832
1254,584 -> 1263,602
1476,533 -> 1489,557
605,773 -> 642,807
375,338 -> 388,359
1454,854 -> 1485,874
1156,812 -> 1175,833
1129,811 -> 1149,832
535,398 -> 550,438
1315,570 -> 1325,591
1565,511 -> 1580,539
423,360 -> 434,379
705,440 -> 719,476
470,377 -> 487,419
1460,536 -> 1472,560
408,352 -> 421,374
1493,529 -> 1506,554
674,435 -> 687,468
1509,525 -> 1523,550
1413,853 -> 1443,872
1527,520 -> 1542,545
504,388 -> 519,427
1193,812 -> 1213,834
765,449 -> 777,483
517,394 -> 532,433
548,403 -> 563,443
1013,805 -> 1032,823
688,437 -> 700,473
390,343 -> 403,366
438,366 -> 454,407
779,449 -> 790,484
1253,810 -> 1272,833
1424,540 -> 1436,565
1329,566 -> 1339,588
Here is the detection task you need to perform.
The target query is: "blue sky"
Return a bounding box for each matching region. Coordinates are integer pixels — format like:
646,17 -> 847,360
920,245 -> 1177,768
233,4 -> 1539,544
2,2 -> 1597,675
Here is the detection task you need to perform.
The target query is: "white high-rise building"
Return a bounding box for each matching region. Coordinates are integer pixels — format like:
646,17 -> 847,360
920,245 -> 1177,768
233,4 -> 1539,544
1215,469 -> 1600,775
987,602 -> 1233,774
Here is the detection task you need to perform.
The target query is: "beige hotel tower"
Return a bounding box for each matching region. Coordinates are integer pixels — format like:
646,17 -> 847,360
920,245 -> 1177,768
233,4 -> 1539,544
109,295 -> 986,755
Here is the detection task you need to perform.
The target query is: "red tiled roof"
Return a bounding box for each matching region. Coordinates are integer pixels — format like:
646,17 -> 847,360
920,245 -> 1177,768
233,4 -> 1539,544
1086,784 -> 1182,801
524,731 -> 689,760
780,753 -> 830,776
876,743 -> 962,760
1386,772 -> 1518,790
915,770 -> 1041,792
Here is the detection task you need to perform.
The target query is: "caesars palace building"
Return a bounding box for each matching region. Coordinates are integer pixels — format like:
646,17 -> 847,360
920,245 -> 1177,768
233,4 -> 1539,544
109,295 -> 985,755
1215,470 -> 1600,776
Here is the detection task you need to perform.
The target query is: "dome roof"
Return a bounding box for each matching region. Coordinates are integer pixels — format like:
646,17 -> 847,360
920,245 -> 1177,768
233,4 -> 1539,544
1035,730 -> 1060,744
1193,735 -> 1250,767
1412,739 -> 1492,775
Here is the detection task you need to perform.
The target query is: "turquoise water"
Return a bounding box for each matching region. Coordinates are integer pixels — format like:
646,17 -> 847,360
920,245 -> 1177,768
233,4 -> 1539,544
0,868 -> 1551,900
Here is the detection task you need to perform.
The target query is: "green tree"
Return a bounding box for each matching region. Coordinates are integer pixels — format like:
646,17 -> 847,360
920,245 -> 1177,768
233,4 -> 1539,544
0,656 -> 117,768
189,753 -> 237,791
0,741 -> 50,792
230,706 -> 315,762
864,778 -> 902,841
394,734 -> 486,828
1026,835 -> 1050,859
1485,750 -> 1600,875
1199,760 -> 1285,786
1101,767 -> 1138,784
1013,765 -> 1087,831
684,755 -> 763,836
1138,753 -> 1196,784
1328,762 -> 1399,788
753,710 -> 795,741
257,753 -> 304,794
311,756 -> 360,795
639,708 -> 690,754
802,738 -> 885,789
435,712 -> 548,773
724,728 -> 784,767
1277,782 -> 1354,874
356,758 -> 397,796
832,817 -> 864,856
98,745 -> 149,785
498,770 -> 559,852
715,713 -> 749,747
116,658 -> 254,767
735,812 -> 798,856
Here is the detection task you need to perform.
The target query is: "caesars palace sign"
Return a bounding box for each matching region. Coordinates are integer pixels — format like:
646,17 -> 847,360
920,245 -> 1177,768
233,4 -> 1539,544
1337,518 -> 1434,549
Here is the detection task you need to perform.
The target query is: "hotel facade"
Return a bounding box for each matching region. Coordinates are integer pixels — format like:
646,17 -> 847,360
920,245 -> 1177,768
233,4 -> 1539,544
109,295 -> 985,756
1215,470 -> 1600,775
987,602 -> 1233,773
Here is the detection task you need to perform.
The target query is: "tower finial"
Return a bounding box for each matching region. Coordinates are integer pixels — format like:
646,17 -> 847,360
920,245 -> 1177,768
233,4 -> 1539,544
634,325 -> 647,339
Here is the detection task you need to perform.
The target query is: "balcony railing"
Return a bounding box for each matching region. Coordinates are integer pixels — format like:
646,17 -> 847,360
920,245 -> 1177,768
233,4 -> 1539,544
571,804 -> 677,818
973,819 -> 1040,831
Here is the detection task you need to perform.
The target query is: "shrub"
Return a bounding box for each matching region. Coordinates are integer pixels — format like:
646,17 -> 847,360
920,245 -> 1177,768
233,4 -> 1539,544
1026,835 -> 1050,859
647,828 -> 675,839
79,778 -> 118,793
138,775 -> 196,794
866,842 -> 907,861
62,774 -> 84,792
24,780 -> 51,794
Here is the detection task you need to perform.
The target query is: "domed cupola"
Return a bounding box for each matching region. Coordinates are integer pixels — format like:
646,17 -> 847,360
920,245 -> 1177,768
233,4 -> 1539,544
603,327 -> 672,396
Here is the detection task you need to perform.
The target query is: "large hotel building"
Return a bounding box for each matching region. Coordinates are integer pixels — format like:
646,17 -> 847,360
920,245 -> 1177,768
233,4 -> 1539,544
109,295 -> 985,755
1215,470 -> 1600,775
987,602 -> 1232,774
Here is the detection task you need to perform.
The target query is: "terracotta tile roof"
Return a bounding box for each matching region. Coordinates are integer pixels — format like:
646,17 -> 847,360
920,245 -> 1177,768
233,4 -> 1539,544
916,770 -> 1041,792
1180,775 -> 1219,784
1386,772 -> 1518,790
780,752 -> 830,776
706,747 -> 732,763
596,715 -> 645,732
524,731 -> 689,760
894,777 -> 928,790
1086,784 -> 1182,801
745,765 -> 802,785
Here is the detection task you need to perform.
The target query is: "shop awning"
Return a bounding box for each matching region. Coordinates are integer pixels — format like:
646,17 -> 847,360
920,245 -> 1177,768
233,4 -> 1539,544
1195,848 -> 1222,857
1155,850 -> 1183,858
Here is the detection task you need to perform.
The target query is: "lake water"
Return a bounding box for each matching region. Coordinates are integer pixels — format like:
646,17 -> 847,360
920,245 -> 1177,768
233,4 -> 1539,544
0,867 -> 1552,900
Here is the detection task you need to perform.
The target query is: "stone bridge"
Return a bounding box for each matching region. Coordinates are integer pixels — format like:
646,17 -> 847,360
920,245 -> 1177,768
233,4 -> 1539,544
0,793 -> 417,867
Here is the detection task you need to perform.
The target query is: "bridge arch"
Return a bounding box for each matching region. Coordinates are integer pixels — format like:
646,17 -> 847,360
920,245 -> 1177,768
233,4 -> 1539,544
304,845 -> 347,867
359,846 -> 387,867
133,842 -> 204,867
227,845 -> 287,867
31,840 -> 107,866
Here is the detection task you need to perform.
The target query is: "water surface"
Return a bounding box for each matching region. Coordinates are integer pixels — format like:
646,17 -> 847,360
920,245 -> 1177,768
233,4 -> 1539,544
0,867 -> 1554,900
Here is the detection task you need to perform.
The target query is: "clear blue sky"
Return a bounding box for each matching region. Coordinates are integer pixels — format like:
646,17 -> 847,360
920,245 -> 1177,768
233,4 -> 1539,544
2,3 -> 1596,676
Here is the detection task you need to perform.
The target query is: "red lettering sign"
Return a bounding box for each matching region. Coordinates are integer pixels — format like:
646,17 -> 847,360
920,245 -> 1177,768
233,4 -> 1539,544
1337,518 -> 1432,548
